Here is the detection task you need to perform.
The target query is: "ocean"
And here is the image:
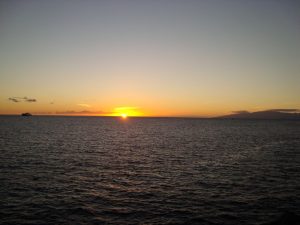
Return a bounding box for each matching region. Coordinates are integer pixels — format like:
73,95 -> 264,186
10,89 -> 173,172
0,116 -> 299,225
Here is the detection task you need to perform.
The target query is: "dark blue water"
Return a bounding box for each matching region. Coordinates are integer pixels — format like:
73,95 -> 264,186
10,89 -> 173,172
0,116 -> 299,225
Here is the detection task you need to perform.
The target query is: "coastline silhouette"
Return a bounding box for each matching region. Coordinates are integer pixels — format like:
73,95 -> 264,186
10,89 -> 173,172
217,109 -> 300,120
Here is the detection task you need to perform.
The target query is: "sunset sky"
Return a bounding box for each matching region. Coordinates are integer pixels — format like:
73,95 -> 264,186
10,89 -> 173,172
1,0 -> 299,117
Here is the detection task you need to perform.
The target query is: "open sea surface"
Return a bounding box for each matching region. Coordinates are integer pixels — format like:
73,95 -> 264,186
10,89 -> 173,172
0,116 -> 299,225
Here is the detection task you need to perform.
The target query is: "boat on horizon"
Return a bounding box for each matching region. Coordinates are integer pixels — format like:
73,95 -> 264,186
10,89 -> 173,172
21,113 -> 32,116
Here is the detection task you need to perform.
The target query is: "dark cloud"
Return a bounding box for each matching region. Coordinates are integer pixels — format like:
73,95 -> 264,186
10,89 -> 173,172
56,110 -> 111,115
24,97 -> 37,102
8,97 -> 37,103
8,97 -> 21,103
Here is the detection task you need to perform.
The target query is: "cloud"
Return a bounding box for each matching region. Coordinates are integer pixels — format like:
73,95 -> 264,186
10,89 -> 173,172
77,103 -> 91,107
8,97 -> 20,103
56,110 -> 111,115
34,111 -> 53,115
8,97 -> 37,103
24,97 -> 37,102
114,106 -> 139,111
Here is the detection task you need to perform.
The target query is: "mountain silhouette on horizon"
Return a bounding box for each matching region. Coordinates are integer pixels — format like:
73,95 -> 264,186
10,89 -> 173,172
217,109 -> 300,120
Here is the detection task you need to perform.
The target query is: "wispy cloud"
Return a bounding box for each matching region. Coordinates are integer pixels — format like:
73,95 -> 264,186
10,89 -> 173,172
77,103 -> 91,107
8,97 -> 37,103
56,110 -> 111,115
114,107 -> 139,110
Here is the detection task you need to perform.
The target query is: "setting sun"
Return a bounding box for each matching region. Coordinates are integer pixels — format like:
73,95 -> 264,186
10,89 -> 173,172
110,107 -> 144,117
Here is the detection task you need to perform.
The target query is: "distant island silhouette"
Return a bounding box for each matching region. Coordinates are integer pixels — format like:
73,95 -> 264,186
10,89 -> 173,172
218,109 -> 300,120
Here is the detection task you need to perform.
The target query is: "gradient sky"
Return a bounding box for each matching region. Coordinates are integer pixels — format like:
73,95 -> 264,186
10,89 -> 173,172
1,0 -> 299,117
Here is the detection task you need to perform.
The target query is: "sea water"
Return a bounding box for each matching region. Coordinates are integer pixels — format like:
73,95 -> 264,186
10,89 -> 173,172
0,116 -> 299,225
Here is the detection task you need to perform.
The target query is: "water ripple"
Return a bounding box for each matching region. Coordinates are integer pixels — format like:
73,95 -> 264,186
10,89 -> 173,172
0,116 -> 299,225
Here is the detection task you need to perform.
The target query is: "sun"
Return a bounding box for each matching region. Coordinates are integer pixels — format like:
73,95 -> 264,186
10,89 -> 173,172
111,106 -> 144,117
